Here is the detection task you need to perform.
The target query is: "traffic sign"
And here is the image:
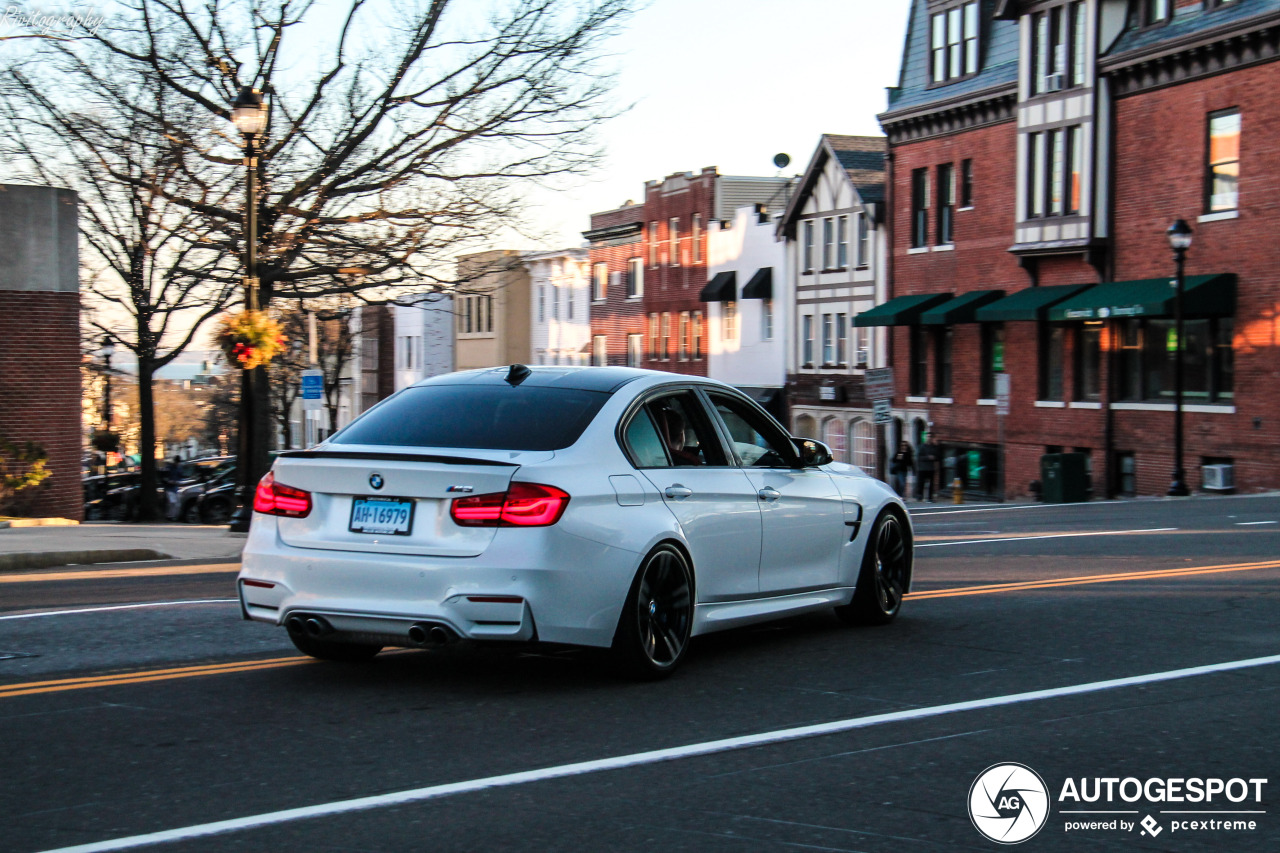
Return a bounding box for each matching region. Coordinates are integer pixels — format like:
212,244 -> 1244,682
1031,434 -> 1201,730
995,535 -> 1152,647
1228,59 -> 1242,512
865,367 -> 894,403
873,399 -> 892,424
995,372 -> 1010,416
301,369 -> 324,412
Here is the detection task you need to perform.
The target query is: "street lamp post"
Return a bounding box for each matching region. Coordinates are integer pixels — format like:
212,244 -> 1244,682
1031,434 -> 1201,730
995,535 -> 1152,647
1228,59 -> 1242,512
229,86 -> 269,532
100,334 -> 116,429
1167,219 -> 1193,497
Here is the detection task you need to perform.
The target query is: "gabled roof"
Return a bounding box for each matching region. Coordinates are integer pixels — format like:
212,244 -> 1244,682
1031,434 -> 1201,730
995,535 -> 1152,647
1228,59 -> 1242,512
776,135 -> 886,239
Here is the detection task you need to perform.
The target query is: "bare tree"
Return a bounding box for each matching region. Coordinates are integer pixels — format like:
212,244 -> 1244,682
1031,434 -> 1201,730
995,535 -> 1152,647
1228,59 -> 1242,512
268,300 -> 356,449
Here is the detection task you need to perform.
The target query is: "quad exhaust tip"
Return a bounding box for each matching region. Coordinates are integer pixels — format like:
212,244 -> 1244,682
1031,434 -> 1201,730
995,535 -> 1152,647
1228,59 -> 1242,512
408,622 -> 455,648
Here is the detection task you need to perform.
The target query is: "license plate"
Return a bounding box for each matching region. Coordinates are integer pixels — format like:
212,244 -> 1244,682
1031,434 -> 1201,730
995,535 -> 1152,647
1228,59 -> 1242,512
349,497 -> 415,535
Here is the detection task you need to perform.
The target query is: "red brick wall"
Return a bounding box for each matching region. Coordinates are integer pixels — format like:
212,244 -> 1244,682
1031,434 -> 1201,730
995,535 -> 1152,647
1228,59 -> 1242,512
640,170 -> 716,376
587,206 -> 646,366
1112,62 -> 1280,494
0,291 -> 84,519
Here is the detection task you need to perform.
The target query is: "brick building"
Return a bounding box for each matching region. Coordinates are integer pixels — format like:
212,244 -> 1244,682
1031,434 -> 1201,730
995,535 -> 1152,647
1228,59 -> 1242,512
582,202 -> 647,367
0,184 -> 82,519
873,0 -> 1278,498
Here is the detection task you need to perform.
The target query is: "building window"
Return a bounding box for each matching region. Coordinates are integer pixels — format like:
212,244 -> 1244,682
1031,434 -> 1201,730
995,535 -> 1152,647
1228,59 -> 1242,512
1207,109 -> 1240,213
648,222 -> 659,267
722,302 -> 737,344
937,162 -> 955,245
626,333 -> 643,368
960,158 -> 974,208
566,279 -> 574,319
821,314 -> 834,365
692,214 -> 701,263
857,213 -> 870,267
678,311 -> 689,361
910,325 -> 928,395
1116,318 -> 1233,402
1143,0 -> 1170,27
837,216 -> 849,268
822,217 -> 834,270
836,313 -> 848,365
933,326 -> 953,397
931,2 -> 980,83
1031,3 -> 1086,95
1027,132 -> 1045,218
592,335 -> 606,367
802,315 -> 814,367
761,299 -> 774,341
823,418 -> 847,464
803,220 -> 815,272
537,286 -> 545,323
1070,1 -> 1086,87
1068,126 -> 1084,215
854,325 -> 871,367
692,311 -> 703,359
1074,322 -> 1102,402
627,257 -> 644,299
660,312 -> 670,360
668,217 -> 679,266
648,313 -> 659,360
592,263 -> 607,301
1038,323 -> 1065,400
980,323 -> 1005,398
851,419 -> 877,476
1050,129 -> 1066,216
911,168 -> 929,248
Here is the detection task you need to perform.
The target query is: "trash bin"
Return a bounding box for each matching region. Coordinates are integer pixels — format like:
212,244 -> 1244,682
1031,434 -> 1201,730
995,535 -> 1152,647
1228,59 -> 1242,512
1041,453 -> 1089,503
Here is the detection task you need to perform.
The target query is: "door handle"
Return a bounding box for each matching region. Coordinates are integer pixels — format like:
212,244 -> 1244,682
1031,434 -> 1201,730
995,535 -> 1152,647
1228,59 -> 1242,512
757,487 -> 781,502
664,485 -> 693,499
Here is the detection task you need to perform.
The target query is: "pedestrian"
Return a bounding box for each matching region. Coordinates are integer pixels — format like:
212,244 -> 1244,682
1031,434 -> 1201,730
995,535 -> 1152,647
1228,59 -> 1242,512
890,440 -> 914,497
916,434 -> 940,502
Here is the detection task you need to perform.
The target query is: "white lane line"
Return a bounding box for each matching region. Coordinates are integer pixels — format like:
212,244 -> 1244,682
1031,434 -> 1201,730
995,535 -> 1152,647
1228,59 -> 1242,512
0,601 -> 237,621
41,652 -> 1280,853
916,527 -> 1176,548
1236,521 -> 1277,526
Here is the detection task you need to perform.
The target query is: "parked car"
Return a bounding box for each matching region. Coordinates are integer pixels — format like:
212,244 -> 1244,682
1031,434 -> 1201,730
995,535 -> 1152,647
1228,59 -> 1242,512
195,477 -> 239,525
83,472 -> 141,521
238,366 -> 913,677
165,458 -> 236,522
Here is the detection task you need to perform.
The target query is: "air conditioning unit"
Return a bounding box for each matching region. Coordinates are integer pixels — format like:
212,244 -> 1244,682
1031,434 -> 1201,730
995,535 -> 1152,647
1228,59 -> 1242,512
1202,464 -> 1234,491
855,348 -> 870,368
1043,72 -> 1065,92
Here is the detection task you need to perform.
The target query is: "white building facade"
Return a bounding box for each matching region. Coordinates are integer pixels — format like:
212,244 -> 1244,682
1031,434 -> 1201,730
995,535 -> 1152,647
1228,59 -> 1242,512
393,292 -> 455,391
777,135 -> 889,476
703,203 -> 790,417
526,248 -> 590,366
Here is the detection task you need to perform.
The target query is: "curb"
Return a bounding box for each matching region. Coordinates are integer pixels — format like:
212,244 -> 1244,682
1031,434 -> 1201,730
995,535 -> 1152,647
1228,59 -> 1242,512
0,549 -> 173,572
0,518 -> 80,529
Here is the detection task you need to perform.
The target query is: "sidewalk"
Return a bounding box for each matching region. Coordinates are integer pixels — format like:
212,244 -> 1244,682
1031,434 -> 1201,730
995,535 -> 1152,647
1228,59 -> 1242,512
0,523 -> 246,571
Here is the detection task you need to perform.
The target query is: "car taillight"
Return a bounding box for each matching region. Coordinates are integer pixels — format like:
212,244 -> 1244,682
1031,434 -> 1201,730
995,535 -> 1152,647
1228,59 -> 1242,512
450,482 -> 570,527
253,471 -> 312,518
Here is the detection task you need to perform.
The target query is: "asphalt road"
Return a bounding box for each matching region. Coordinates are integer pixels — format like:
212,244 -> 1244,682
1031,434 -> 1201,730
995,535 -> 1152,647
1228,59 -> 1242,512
1,494 -> 1278,853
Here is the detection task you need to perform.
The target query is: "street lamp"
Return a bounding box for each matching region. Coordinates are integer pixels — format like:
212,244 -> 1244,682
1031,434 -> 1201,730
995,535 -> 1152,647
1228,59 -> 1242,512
229,86 -> 269,532
1167,219 -> 1193,497
100,334 -> 116,428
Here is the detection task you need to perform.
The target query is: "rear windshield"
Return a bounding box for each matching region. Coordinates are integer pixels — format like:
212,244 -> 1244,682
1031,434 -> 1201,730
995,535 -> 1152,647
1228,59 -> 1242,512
331,384 -> 611,451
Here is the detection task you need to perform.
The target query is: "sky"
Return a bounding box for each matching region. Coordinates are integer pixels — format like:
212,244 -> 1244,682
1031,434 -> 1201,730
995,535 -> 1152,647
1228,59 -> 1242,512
528,0 -> 914,247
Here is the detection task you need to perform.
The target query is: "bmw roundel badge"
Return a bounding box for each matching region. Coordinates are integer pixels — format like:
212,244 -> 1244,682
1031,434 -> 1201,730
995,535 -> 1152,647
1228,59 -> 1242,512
369,473 -> 384,490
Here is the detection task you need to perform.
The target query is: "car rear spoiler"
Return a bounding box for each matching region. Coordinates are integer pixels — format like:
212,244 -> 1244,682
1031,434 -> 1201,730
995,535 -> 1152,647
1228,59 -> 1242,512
277,450 -> 520,467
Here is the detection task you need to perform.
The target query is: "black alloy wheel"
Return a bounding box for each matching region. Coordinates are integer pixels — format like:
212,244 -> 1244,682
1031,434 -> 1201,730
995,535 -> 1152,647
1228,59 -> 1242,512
181,501 -> 202,524
838,508 -> 911,626
613,544 -> 694,679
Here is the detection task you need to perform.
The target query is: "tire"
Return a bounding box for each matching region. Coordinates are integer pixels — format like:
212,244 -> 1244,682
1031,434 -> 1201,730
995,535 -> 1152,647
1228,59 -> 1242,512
612,543 -> 694,679
180,501 -> 202,524
200,498 -> 233,526
288,631 -> 383,662
837,508 -> 912,626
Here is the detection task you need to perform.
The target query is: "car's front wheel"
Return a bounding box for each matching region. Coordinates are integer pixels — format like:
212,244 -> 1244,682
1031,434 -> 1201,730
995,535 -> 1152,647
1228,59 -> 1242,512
200,497 -> 233,525
612,543 -> 694,679
837,508 -> 911,626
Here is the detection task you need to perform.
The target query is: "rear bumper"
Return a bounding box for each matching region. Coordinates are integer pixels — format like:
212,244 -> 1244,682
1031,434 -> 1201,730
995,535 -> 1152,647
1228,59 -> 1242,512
238,515 -> 640,649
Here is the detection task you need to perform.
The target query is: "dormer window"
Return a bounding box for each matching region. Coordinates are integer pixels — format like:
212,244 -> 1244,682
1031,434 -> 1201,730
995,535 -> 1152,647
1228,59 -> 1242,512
1143,0 -> 1171,27
931,1 -> 980,83
1030,2 -> 1086,95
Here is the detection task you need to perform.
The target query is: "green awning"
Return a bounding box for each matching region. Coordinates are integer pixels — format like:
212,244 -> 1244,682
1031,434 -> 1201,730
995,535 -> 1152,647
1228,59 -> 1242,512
1047,274 -> 1236,321
975,283 -> 1095,322
853,292 -> 952,327
920,290 -> 1006,325
699,271 -> 737,302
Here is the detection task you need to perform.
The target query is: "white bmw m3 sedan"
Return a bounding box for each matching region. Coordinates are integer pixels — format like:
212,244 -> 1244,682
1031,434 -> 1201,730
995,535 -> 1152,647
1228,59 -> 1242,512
238,365 -> 913,677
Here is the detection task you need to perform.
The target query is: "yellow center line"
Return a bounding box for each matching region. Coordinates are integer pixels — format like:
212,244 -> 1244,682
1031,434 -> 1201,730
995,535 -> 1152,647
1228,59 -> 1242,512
907,559 -> 1280,600
0,564 -> 241,584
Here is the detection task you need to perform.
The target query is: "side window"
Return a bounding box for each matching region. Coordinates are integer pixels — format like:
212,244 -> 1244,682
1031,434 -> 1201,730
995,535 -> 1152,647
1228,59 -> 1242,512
624,410 -> 668,468
624,392 -> 725,468
707,392 -> 799,468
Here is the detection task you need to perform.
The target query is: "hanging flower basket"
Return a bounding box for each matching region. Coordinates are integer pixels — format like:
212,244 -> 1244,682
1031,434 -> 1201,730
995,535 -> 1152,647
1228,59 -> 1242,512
215,310 -> 286,370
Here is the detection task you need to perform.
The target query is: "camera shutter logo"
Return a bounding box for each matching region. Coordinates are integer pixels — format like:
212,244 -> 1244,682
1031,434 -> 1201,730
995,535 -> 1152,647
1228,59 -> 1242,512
968,763 -> 1050,844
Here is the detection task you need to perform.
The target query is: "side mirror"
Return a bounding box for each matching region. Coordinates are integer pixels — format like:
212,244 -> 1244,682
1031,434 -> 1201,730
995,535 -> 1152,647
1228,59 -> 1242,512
794,438 -> 833,467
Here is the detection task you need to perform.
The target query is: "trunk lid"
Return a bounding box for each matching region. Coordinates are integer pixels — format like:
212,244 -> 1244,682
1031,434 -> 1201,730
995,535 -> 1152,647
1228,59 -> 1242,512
270,446 -> 548,557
